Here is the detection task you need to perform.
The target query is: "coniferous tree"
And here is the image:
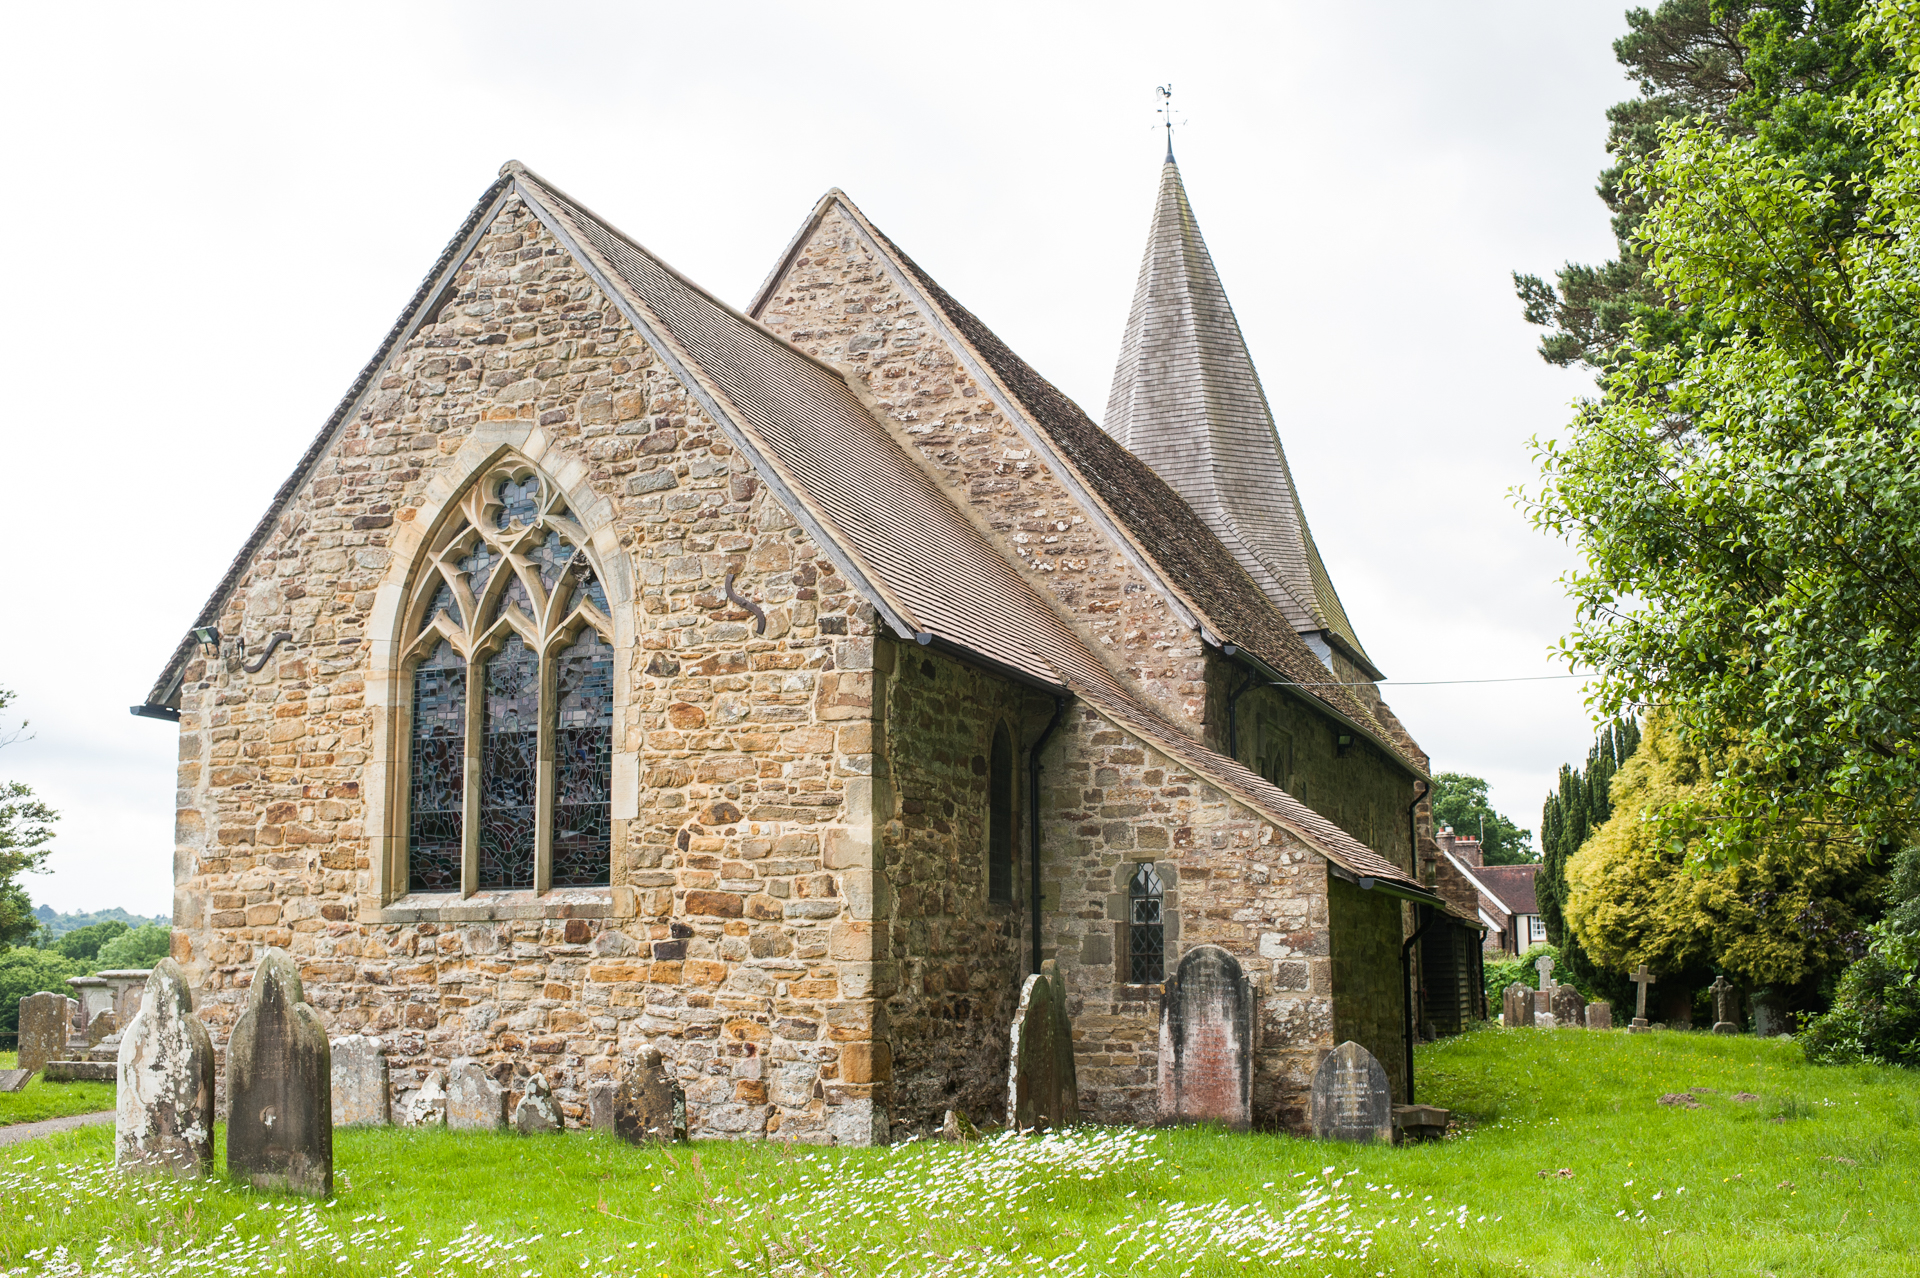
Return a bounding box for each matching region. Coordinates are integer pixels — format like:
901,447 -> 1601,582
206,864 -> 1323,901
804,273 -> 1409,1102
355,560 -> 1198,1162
1540,719 -> 1642,997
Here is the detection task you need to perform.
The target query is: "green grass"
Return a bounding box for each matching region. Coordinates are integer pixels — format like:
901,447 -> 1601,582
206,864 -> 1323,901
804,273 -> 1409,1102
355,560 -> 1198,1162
0,1051 -> 116,1127
1,1029 -> 1917,1276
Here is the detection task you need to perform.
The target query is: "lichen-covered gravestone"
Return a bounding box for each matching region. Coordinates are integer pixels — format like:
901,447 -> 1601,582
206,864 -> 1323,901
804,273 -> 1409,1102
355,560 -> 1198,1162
1309,1041 -> 1394,1145
1501,982 -> 1534,1028
1551,984 -> 1587,1030
398,1070 -> 448,1127
1157,945 -> 1255,1131
226,950 -> 332,1197
1585,1001 -> 1613,1030
17,992 -> 73,1075
1008,959 -> 1079,1130
447,1058 -> 508,1130
116,959 -> 215,1178
513,1074 -> 563,1134
330,1035 -> 390,1127
613,1048 -> 685,1145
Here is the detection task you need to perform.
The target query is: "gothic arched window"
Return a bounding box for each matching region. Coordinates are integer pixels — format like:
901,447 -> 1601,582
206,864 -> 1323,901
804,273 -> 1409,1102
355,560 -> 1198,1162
1128,861 -> 1165,983
987,725 -> 1014,902
400,465 -> 615,895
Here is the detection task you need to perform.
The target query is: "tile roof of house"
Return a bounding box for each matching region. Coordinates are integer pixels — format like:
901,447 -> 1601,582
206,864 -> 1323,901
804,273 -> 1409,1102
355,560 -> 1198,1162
745,190 -> 1419,775
1104,157 -> 1376,677
1471,864 -> 1540,917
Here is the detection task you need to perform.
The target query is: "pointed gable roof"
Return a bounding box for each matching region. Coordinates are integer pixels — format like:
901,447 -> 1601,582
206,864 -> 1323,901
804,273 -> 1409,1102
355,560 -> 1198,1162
1105,157 -> 1377,678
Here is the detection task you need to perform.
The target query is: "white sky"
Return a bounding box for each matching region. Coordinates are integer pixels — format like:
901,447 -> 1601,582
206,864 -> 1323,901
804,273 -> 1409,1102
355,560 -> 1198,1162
0,1 -> 1630,916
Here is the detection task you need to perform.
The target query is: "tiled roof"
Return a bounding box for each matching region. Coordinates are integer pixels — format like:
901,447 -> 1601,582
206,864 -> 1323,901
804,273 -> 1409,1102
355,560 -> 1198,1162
1474,865 -> 1540,917
754,192 -> 1416,773
510,166 -> 1433,898
1104,158 -> 1376,676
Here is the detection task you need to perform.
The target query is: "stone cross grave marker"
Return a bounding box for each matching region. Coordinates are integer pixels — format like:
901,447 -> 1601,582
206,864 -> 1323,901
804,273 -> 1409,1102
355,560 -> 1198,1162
1585,1001 -> 1613,1030
614,1048 -> 686,1145
17,992 -> 72,1075
226,949 -> 332,1196
1008,960 -> 1080,1131
1535,954 -> 1556,991
330,1035 -> 390,1127
1710,976 -> 1739,1034
1531,955 -> 1557,1027
1157,945 -> 1255,1131
448,1058 -> 508,1130
1309,1041 -> 1393,1145
1502,982 -> 1534,1028
115,959 -> 215,1179
1629,964 -> 1655,1033
1551,984 -> 1587,1030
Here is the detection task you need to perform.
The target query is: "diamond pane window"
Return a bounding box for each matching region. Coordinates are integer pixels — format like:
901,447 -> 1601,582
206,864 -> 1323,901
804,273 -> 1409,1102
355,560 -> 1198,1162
478,635 -> 539,890
553,630 -> 614,888
408,641 -> 465,892
1128,862 -> 1165,984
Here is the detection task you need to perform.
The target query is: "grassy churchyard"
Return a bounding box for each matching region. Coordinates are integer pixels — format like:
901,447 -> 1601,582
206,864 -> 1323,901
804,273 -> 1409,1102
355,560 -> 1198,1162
3,1029 -> 1917,1277
0,1053 -> 115,1128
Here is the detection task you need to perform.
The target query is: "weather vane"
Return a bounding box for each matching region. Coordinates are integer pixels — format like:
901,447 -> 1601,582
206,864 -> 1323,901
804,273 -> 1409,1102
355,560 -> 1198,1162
1157,84 -> 1183,161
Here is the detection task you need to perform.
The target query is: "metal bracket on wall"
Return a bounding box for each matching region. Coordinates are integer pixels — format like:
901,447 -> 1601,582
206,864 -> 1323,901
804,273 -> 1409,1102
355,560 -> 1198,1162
724,573 -> 767,635
242,632 -> 295,674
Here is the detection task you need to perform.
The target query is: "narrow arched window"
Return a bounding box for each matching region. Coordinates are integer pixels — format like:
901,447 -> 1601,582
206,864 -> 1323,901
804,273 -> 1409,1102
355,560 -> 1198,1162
399,464 -> 616,896
1128,862 -> 1164,983
987,725 -> 1013,902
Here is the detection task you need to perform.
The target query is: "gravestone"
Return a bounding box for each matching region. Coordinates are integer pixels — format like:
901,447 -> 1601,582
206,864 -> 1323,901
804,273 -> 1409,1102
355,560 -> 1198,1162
1752,995 -> 1787,1037
1710,976 -> 1739,1034
17,992 -> 73,1075
1535,954 -> 1556,990
1157,946 -> 1255,1131
67,976 -> 114,1033
448,1058 -> 508,1130
1628,964 -> 1655,1033
1551,984 -> 1587,1030
1531,954 -> 1558,1028
99,970 -> 153,1025
330,1035 -> 390,1126
226,949 -> 332,1197
0,1069 -> 30,1093
398,1070 -> 447,1127
115,959 -> 215,1178
1008,959 -> 1080,1130
1309,1040 -> 1394,1145
1501,982 -> 1534,1028
87,1012 -> 119,1053
587,1080 -> 618,1132
1585,1000 -> 1613,1030
1662,990 -> 1694,1029
513,1074 -> 563,1134
613,1048 -> 686,1145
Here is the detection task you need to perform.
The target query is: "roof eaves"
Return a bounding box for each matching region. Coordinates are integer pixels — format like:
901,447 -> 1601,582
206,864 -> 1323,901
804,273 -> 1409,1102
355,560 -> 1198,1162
1442,849 -> 1513,917
140,172 -> 518,710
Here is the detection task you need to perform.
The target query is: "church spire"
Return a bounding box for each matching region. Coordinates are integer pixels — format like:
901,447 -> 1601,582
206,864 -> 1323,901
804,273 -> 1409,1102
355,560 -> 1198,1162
1103,155 -> 1379,677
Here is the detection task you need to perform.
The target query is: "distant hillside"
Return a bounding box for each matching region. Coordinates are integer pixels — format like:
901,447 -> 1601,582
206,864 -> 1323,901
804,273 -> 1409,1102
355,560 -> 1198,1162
32,904 -> 171,939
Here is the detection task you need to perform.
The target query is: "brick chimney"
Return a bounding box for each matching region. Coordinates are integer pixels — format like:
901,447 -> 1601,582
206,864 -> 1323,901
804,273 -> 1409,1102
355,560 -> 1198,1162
1452,835 -> 1483,868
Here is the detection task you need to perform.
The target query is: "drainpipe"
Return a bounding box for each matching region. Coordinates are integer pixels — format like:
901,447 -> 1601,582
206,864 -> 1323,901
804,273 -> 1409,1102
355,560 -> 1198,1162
1029,697 -> 1066,976
1406,777 -> 1430,878
1399,904 -> 1437,1105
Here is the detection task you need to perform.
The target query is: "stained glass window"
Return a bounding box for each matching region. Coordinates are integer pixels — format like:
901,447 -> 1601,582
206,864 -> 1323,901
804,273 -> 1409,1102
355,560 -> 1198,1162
492,571 -> 535,626
530,532 -> 573,594
496,475 -> 540,528
422,580 -> 459,633
408,641 -> 465,892
552,630 -> 614,888
987,726 -> 1013,902
459,539 -> 497,602
1128,862 -> 1165,983
478,635 -> 539,889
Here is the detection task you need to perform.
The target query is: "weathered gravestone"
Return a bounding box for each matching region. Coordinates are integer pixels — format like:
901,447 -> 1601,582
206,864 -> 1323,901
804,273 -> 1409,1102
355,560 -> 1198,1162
1752,995 -> 1787,1037
1309,1040 -> 1394,1145
1585,1001 -> 1613,1030
513,1073 -> 563,1134
1157,945 -> 1255,1131
226,950 -> 332,1196
0,1069 -> 30,1093
613,1048 -> 686,1145
1008,959 -> 1079,1130
116,959 -> 215,1178
398,1069 -> 447,1127
330,1035 -> 390,1127
1628,964 -> 1655,1033
17,992 -> 74,1075
87,1012 -> 119,1055
587,1080 -> 618,1132
1552,984 -> 1587,1030
447,1058 -> 508,1130
1710,976 -> 1739,1035
1502,982 -> 1534,1028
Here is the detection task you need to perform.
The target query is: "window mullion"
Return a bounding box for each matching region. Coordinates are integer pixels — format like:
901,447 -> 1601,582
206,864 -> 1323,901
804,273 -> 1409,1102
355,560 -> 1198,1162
535,642 -> 555,895
462,651 -> 481,898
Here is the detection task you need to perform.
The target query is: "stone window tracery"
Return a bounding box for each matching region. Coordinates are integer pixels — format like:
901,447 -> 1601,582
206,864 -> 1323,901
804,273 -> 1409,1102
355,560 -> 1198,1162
400,464 -> 615,895
1128,861 -> 1165,983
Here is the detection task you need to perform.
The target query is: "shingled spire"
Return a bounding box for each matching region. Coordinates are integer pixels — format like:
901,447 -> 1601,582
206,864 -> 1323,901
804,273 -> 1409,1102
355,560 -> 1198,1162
1104,156 -> 1379,678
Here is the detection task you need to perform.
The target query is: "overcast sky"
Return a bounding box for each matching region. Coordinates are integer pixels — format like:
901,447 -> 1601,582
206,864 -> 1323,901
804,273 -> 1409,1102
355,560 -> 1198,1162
0,2 -> 1631,916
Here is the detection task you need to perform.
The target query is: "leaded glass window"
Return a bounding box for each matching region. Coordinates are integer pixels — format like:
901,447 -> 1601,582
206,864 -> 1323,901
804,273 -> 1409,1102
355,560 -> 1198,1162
1128,862 -> 1165,983
398,461 -> 617,897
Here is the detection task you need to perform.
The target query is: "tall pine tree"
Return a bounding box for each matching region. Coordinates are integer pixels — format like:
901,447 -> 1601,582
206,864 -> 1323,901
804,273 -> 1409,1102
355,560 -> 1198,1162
1540,719 -> 1642,996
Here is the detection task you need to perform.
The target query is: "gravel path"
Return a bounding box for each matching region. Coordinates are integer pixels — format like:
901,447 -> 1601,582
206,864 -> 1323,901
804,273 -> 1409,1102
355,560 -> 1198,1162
0,1110 -> 114,1146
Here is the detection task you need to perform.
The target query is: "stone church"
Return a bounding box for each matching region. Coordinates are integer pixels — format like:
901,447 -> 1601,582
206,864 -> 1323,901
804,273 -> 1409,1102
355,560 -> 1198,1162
134,153 -> 1472,1142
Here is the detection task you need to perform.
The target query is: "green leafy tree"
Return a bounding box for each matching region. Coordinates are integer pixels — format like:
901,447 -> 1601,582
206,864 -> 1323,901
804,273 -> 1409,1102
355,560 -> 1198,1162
1803,843 -> 1920,1065
94,924 -> 171,970
0,948 -> 80,1035
1525,4 -> 1920,862
0,684 -> 58,950
1429,773 -> 1535,864
1515,0 -> 1886,374
54,919 -> 128,963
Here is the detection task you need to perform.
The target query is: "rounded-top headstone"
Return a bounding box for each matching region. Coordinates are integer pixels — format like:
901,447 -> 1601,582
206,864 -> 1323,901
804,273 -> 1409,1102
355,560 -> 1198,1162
1157,945 -> 1254,1131
1309,1040 -> 1393,1145
116,959 -> 215,1178
226,949 -> 333,1196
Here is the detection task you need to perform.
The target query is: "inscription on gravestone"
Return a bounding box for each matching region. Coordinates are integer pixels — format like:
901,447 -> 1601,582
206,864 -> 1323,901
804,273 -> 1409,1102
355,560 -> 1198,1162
1008,959 -> 1079,1131
226,950 -> 332,1197
1157,945 -> 1255,1131
1309,1041 -> 1394,1145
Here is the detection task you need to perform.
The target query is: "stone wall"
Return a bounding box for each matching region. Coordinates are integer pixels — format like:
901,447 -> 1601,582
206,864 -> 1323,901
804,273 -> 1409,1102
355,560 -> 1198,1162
1328,877 -> 1409,1104
1038,705 -> 1333,1132
169,192 -> 889,1143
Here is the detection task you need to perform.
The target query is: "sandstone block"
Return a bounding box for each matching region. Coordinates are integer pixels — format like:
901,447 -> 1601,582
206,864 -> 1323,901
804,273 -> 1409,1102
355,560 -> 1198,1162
115,960 -> 216,1178
226,949 -> 333,1196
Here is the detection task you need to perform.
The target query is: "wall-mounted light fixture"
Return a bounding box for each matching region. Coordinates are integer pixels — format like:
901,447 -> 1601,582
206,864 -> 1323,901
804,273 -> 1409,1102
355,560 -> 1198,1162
1335,733 -> 1355,758
193,626 -> 221,647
